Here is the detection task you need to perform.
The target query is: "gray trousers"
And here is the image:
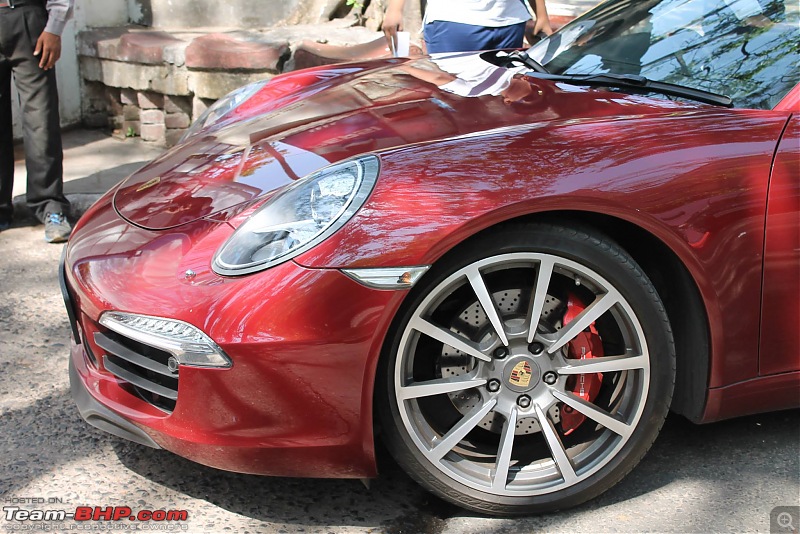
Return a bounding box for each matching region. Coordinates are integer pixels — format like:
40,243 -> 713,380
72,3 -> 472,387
0,3 -> 67,224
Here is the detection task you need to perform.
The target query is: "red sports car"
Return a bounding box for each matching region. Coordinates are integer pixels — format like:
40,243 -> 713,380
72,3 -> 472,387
63,0 -> 799,515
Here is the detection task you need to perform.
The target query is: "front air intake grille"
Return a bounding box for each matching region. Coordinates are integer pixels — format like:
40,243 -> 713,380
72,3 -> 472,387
94,330 -> 178,413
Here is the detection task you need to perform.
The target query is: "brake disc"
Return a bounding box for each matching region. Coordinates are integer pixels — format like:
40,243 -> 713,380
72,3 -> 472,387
439,289 -> 564,435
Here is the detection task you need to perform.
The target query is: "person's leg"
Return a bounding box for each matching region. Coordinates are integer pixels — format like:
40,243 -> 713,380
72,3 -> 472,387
11,5 -> 68,224
0,15 -> 15,228
0,58 -> 14,228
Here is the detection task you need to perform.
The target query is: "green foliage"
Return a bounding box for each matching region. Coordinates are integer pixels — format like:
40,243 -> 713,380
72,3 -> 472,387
346,0 -> 364,9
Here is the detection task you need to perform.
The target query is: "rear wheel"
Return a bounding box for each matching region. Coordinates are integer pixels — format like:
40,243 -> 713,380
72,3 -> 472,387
377,224 -> 675,515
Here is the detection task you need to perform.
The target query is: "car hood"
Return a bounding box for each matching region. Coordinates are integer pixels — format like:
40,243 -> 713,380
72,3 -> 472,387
114,53 -> 689,230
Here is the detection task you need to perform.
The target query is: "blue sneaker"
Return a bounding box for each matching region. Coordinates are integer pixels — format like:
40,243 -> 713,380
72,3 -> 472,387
44,212 -> 72,243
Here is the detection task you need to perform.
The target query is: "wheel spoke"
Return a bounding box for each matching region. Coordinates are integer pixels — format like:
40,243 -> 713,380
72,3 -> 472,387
526,257 -> 555,343
398,376 -> 487,400
429,399 -> 497,461
465,266 -> 509,346
551,390 -> 632,438
410,316 -> 492,362
548,290 -> 620,354
492,407 -> 518,491
535,404 -> 578,485
559,354 -> 649,375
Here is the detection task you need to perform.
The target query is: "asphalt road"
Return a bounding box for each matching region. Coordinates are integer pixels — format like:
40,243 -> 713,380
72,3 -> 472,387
0,132 -> 798,534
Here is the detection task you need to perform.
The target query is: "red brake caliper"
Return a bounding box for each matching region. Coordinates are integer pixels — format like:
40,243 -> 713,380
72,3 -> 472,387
560,293 -> 604,435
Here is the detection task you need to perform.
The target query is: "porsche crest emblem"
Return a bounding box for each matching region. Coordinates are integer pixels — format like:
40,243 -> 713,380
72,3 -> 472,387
136,176 -> 161,192
509,361 -> 533,388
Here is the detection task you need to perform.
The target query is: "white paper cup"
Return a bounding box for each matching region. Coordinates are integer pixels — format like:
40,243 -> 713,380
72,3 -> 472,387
395,31 -> 410,57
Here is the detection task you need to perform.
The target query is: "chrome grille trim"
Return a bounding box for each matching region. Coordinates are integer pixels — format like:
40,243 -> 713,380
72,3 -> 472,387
93,330 -> 179,412
95,332 -> 175,378
102,356 -> 178,401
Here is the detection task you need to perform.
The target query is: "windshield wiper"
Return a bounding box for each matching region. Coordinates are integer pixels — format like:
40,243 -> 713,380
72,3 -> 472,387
480,50 -> 549,74
531,72 -> 733,108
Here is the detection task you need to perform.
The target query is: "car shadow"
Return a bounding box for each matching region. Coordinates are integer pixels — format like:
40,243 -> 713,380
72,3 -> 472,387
0,388 -> 109,496
504,409 -> 800,531
1,379 -> 795,532
0,386 -> 456,531
112,437 -> 460,531
111,409 -> 799,530
598,409 -> 799,504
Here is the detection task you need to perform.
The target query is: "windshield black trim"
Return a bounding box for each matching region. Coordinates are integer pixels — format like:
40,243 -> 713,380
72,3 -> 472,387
480,50 -> 549,74
529,72 -> 734,108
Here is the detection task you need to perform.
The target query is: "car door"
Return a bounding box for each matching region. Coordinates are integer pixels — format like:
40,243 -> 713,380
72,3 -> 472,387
759,109 -> 800,376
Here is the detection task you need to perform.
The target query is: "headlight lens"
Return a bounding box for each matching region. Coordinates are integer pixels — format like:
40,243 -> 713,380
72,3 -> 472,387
213,155 -> 380,276
182,80 -> 269,140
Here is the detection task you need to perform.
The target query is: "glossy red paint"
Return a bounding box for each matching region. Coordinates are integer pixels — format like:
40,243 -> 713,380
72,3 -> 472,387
759,116 -> 800,376
64,49 -> 799,480
66,193 -> 404,477
704,372 -> 800,423
114,58 -> 705,230
776,83 -> 800,112
295,108 -> 789,391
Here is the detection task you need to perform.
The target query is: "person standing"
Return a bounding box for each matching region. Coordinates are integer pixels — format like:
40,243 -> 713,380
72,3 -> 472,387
0,0 -> 73,243
383,0 -> 553,54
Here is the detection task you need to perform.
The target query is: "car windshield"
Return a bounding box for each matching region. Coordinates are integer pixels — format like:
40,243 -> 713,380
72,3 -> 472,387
527,0 -> 799,109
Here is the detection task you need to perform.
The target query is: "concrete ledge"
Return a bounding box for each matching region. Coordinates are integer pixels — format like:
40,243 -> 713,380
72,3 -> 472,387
293,36 -> 423,71
189,70 -> 274,100
79,28 -> 188,66
115,31 -> 186,65
81,56 -> 191,95
77,24 -> 391,146
185,32 -> 290,71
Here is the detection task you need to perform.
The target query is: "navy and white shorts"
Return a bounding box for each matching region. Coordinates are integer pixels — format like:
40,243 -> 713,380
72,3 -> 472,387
423,20 -> 527,53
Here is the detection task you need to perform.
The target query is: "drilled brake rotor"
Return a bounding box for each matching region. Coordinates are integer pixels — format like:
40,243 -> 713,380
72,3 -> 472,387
439,289 -> 565,435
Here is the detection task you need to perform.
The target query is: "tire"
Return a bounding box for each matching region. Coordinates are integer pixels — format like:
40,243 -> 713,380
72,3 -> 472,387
376,223 -> 675,515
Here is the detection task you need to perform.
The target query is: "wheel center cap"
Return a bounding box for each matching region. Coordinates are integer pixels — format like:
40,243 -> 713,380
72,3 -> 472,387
503,357 -> 540,392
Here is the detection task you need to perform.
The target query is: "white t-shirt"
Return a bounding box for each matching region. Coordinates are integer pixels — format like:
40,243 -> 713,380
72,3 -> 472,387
425,0 -> 532,28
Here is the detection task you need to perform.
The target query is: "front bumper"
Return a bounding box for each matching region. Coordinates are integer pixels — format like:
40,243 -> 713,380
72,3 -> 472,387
69,356 -> 161,449
62,211 -> 407,478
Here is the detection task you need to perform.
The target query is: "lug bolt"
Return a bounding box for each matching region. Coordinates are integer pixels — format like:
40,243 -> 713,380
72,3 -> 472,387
487,379 -> 501,392
542,371 -> 558,385
529,342 -> 544,355
494,347 -> 508,360
517,395 -> 531,408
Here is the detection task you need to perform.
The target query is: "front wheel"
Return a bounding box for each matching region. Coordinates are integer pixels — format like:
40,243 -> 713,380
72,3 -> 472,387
377,224 -> 675,515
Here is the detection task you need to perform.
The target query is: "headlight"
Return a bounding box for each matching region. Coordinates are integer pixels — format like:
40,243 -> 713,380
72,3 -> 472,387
213,155 -> 380,276
182,80 -> 269,140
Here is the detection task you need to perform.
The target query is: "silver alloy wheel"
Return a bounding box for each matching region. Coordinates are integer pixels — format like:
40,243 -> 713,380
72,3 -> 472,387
393,252 -> 651,497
